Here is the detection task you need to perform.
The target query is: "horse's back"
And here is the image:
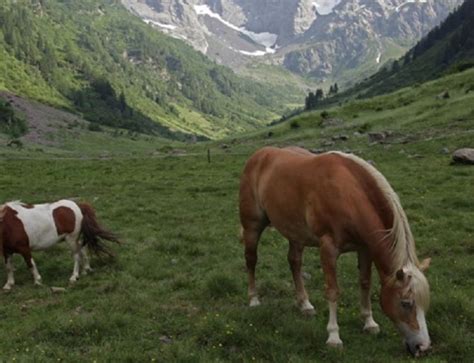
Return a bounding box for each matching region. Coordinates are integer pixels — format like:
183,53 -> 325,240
240,147 -> 390,246
5,200 -> 82,250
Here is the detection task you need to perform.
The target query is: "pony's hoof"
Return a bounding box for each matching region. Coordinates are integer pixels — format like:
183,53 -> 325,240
34,280 -> 43,286
249,296 -> 261,307
363,323 -> 380,335
69,277 -> 78,284
3,284 -> 13,291
326,338 -> 343,349
82,267 -> 93,276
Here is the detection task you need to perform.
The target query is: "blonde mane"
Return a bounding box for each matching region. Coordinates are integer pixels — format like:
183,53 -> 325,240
330,152 -> 419,268
330,152 -> 430,309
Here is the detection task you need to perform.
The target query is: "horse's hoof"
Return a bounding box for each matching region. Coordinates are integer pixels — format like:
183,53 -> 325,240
69,278 -> 78,284
34,280 -> 43,286
363,324 -> 380,335
249,297 -> 261,307
326,338 -> 343,349
298,300 -> 315,316
3,285 -> 12,291
301,308 -> 316,316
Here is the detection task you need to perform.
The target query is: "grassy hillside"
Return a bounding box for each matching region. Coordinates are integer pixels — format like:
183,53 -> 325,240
0,64 -> 473,361
0,0 -> 302,139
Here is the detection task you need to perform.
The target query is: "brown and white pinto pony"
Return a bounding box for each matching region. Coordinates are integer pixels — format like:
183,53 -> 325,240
0,200 -> 119,289
239,147 -> 431,356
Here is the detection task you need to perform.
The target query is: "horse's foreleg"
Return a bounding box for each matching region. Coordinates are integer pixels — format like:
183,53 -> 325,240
358,249 -> 380,334
242,225 -> 263,307
67,235 -> 81,283
21,251 -> 42,285
288,242 -> 315,315
3,255 -> 15,290
320,235 -> 342,348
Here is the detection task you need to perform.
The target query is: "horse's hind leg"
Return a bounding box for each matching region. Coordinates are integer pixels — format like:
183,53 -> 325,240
288,242 -> 315,315
21,250 -> 42,286
241,223 -> 266,307
358,249 -> 380,334
67,234 -> 81,283
3,254 -> 15,290
320,234 -> 342,348
80,246 -> 93,275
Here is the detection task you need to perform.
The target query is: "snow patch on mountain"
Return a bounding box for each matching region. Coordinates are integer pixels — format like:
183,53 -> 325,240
312,0 -> 342,15
395,0 -> 428,13
194,4 -> 277,55
144,18 -> 177,30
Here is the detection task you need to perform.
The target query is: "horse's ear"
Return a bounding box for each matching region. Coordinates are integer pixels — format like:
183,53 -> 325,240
419,258 -> 431,272
396,269 -> 405,281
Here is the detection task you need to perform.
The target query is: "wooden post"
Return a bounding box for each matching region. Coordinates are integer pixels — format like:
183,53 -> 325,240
207,148 -> 211,163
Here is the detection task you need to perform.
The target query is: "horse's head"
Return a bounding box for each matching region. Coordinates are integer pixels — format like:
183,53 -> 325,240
380,258 -> 431,357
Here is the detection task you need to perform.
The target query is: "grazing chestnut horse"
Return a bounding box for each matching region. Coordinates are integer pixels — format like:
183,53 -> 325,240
0,200 -> 119,289
239,147 -> 431,356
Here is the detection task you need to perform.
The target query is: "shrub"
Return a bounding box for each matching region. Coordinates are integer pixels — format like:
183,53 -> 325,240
358,122 -> 372,133
290,120 -> 300,129
87,122 -> 103,132
0,98 -> 28,138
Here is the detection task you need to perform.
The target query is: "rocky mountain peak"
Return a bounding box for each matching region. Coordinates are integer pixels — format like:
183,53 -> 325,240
122,0 -> 463,83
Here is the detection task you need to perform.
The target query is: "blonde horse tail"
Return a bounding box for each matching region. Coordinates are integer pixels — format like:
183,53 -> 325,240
78,203 -> 120,257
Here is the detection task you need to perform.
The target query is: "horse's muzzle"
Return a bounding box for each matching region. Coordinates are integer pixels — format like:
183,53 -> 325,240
406,342 -> 431,357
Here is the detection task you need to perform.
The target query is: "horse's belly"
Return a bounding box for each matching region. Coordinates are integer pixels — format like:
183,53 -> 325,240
272,222 -> 319,247
29,233 -> 63,251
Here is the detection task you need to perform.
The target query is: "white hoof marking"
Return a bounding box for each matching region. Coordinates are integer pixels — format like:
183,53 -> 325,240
363,322 -> 380,334
326,337 -> 343,348
249,296 -> 261,307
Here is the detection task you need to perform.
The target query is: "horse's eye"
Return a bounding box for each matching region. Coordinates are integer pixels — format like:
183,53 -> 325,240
401,300 -> 414,310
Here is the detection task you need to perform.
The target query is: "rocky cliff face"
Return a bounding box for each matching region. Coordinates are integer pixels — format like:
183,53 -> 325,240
121,0 -> 463,83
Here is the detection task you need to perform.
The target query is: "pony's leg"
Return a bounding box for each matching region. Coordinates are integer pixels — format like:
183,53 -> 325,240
67,235 -> 81,283
3,255 -> 15,290
358,249 -> 380,334
241,225 -> 264,307
288,242 -> 315,315
21,251 -> 42,285
320,235 -> 342,347
80,246 -> 93,275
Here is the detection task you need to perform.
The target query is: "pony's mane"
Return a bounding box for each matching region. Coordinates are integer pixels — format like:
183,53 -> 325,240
329,152 -> 419,268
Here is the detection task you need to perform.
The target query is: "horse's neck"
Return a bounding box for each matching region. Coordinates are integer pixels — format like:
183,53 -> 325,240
364,231 -> 399,284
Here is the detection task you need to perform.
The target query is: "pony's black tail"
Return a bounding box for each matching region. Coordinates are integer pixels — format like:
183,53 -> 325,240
78,203 -> 120,257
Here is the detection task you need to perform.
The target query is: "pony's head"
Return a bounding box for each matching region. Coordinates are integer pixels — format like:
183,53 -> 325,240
380,258 -> 431,357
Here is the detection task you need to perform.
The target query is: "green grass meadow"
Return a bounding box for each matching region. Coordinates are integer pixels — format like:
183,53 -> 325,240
0,69 -> 474,362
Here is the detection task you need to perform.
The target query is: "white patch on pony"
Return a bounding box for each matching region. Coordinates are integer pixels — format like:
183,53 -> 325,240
3,256 -> 15,290
7,200 -> 82,251
249,296 -> 261,307
30,259 -> 42,285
